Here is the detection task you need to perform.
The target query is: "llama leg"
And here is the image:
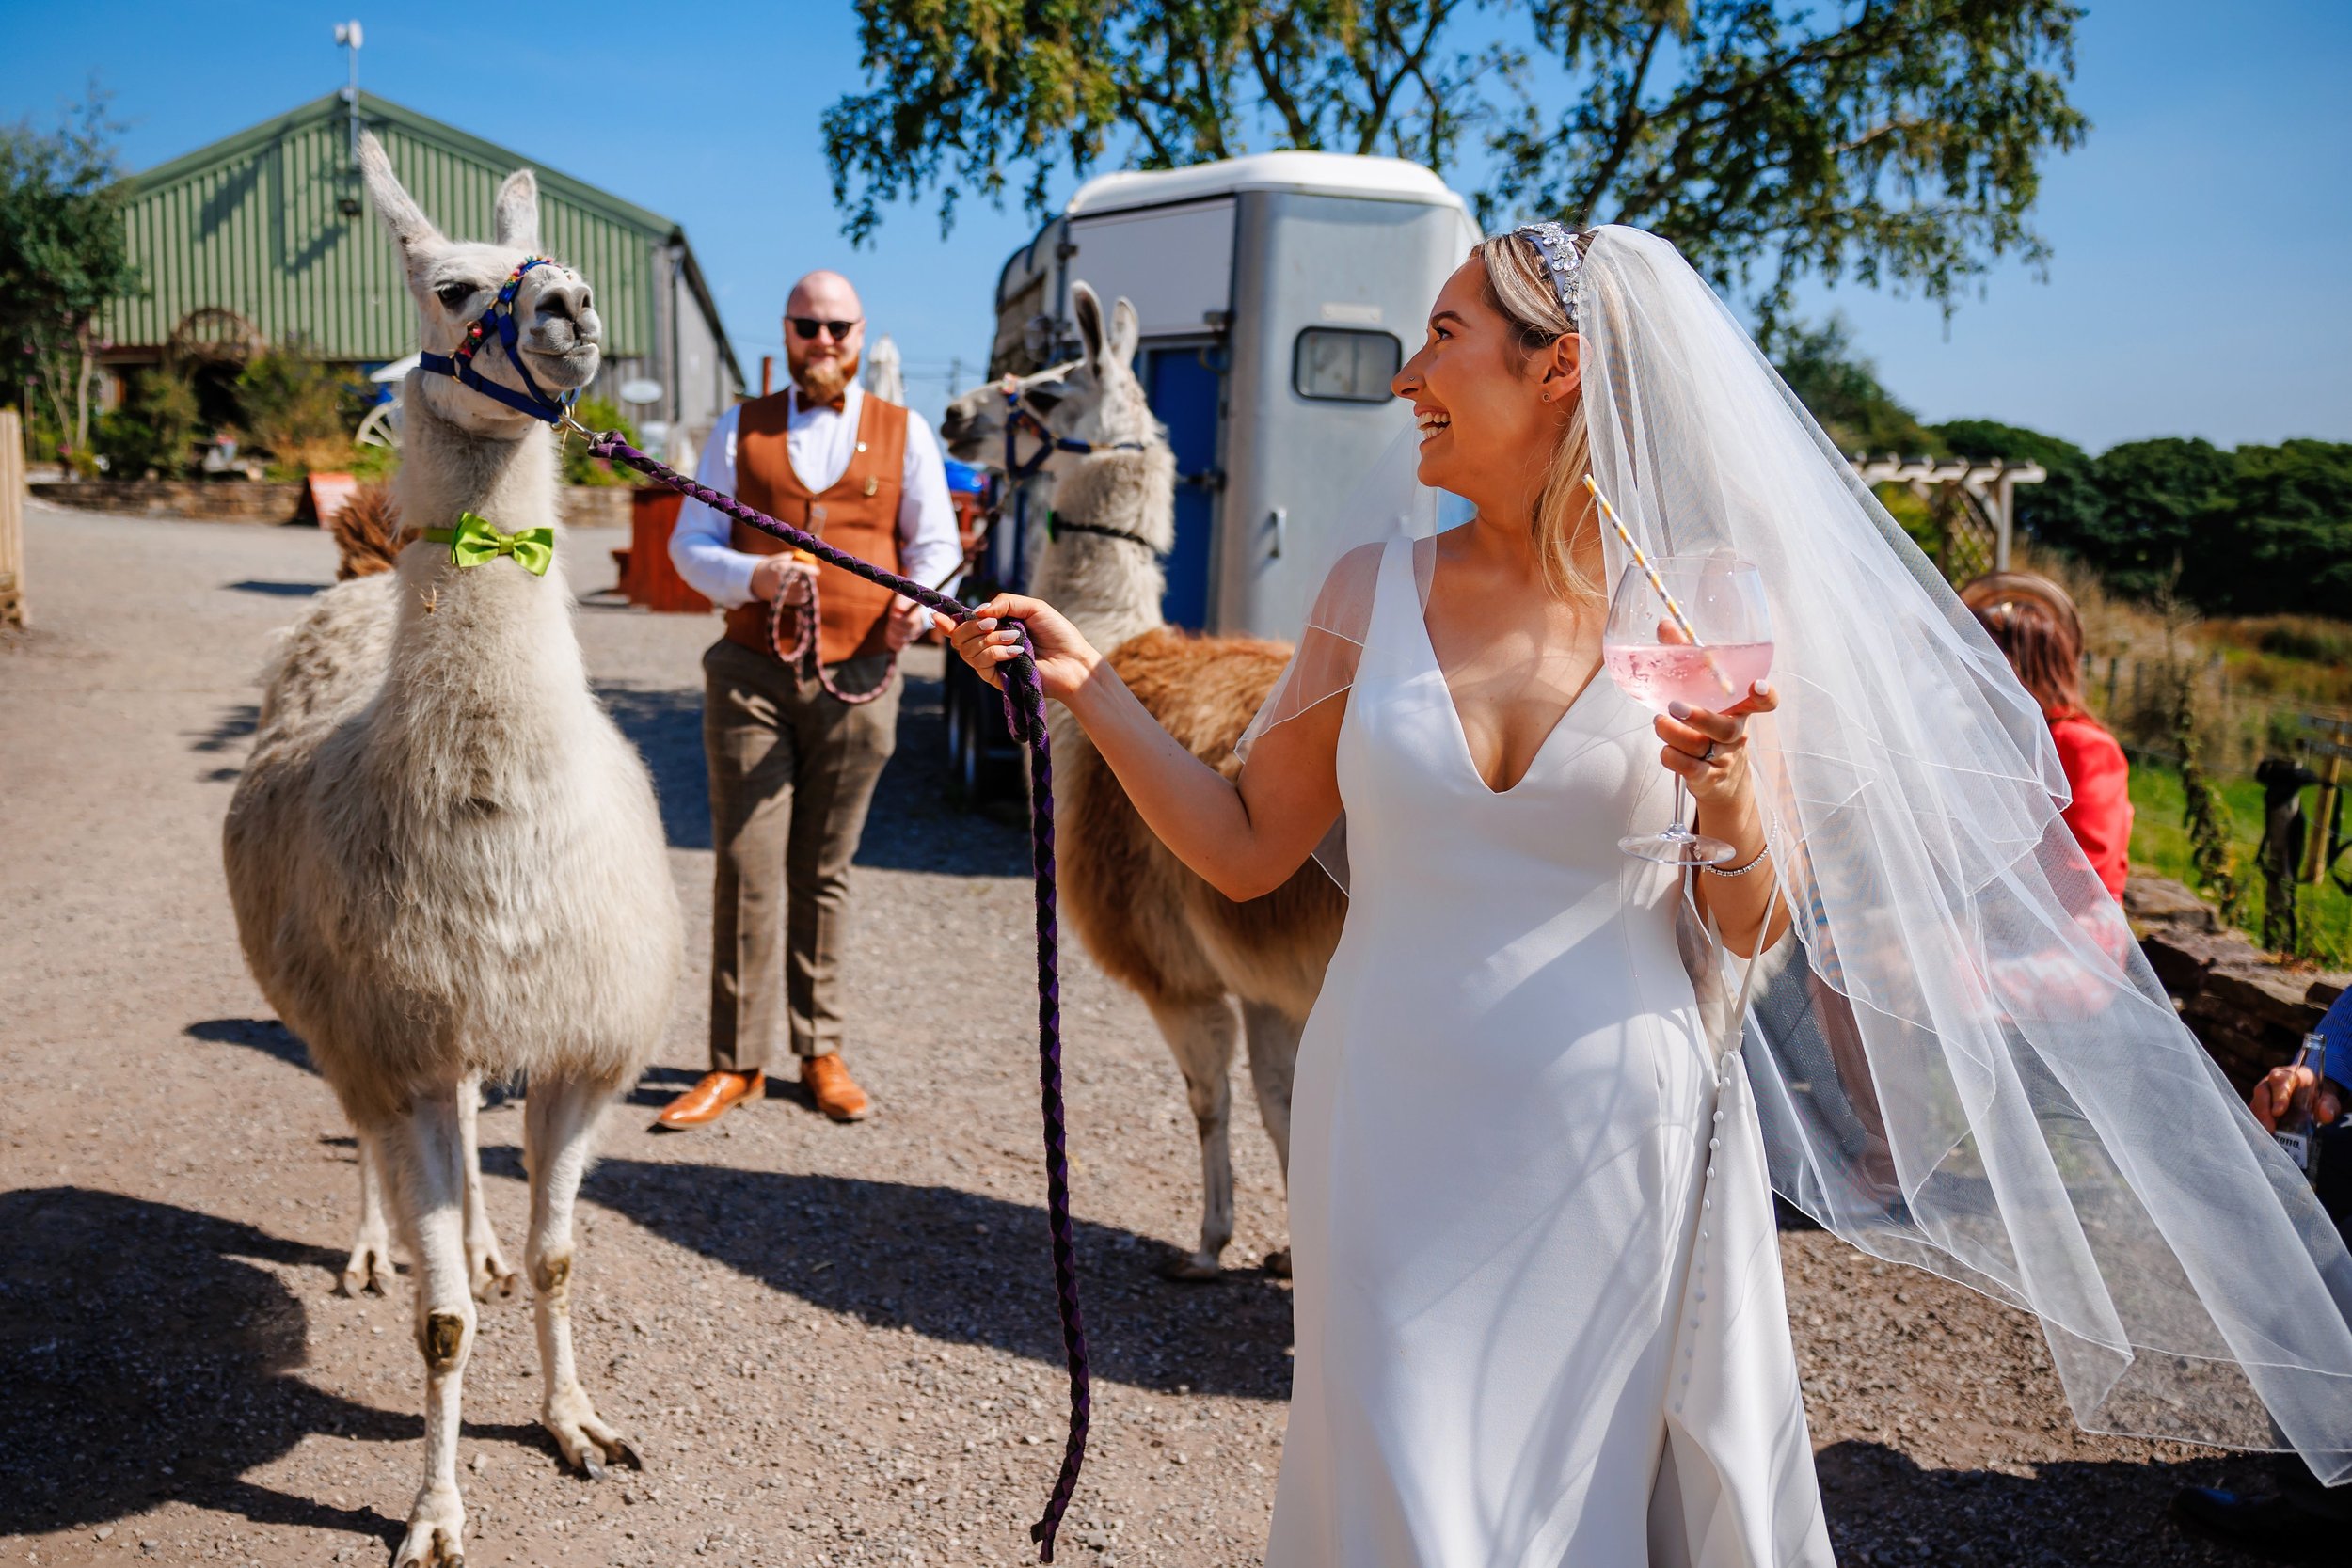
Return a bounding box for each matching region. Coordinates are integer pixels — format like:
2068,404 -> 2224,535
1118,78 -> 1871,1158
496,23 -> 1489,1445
459,1072 -> 518,1303
341,1126 -> 395,1296
525,1072 -> 639,1477
1240,1001 -> 1301,1278
387,1090 -> 474,1567
1148,994 -> 1240,1281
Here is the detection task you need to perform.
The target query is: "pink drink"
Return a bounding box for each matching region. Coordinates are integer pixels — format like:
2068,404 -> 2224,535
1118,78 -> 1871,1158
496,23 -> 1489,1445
1603,641 -> 1773,715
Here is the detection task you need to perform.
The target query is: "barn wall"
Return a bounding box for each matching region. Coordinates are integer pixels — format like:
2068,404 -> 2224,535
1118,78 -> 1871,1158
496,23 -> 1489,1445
101,93 -> 699,367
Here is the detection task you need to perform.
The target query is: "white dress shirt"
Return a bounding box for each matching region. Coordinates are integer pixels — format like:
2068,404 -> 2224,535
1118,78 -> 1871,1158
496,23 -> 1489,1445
669,382 -> 961,609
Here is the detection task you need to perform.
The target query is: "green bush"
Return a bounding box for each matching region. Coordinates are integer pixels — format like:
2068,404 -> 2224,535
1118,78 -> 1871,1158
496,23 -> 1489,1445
2252,617 -> 2352,665
1763,309 -> 2352,620
236,345 -> 363,475
349,436 -> 399,483
94,367 -> 199,479
1933,418 -> 2105,557
561,394 -> 644,487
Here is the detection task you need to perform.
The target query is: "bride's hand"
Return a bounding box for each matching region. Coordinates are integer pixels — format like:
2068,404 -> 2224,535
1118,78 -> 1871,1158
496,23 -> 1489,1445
944,594 -> 1103,705
1655,680 -> 1778,816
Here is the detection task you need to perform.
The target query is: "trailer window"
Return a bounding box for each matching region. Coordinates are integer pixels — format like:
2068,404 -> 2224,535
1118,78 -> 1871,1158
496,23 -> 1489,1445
1293,328 -> 1400,404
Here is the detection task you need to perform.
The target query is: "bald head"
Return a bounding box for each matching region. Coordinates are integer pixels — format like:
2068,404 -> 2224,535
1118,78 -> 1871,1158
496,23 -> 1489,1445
787,270 -> 861,321
783,270 -> 866,403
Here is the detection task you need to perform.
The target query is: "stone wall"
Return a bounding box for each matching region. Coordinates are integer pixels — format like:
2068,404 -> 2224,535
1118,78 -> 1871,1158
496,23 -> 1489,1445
556,486 -> 631,531
34,480 -> 303,524
2125,876 -> 2347,1094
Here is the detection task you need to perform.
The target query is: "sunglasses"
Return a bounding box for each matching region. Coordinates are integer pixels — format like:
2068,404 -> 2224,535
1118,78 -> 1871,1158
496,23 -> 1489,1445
788,316 -> 862,341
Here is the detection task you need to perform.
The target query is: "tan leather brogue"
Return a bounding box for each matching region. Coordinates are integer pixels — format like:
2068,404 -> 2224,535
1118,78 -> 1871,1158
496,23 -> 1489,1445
802,1053 -> 871,1121
654,1069 -> 765,1129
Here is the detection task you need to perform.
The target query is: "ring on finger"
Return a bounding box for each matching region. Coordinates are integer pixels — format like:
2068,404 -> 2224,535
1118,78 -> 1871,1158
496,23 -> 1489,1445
1702,739 -> 1721,762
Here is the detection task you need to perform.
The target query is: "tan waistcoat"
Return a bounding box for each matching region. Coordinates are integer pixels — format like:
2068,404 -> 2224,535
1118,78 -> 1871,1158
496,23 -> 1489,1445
721,390 -> 908,666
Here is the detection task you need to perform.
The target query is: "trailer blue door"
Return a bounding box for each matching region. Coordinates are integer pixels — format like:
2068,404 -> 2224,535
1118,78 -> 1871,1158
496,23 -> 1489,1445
1140,344 -> 1220,630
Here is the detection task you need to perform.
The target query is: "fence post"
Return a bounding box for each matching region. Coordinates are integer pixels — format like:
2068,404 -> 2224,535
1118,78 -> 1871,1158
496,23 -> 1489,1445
0,408 -> 24,628
2305,716 -> 2349,885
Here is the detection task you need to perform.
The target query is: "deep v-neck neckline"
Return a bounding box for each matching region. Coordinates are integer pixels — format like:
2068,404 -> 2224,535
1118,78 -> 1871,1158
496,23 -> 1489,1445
1405,550 -> 1610,798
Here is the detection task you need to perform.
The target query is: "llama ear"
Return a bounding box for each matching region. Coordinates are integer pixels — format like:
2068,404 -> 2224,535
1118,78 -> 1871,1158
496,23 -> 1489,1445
1071,281 -> 1106,368
357,131 -> 443,263
493,169 -> 540,251
1107,297 -> 1140,371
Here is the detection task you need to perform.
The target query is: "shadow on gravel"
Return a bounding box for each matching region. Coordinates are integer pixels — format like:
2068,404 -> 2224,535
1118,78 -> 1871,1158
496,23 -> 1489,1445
516,1151 -> 1295,1402
1815,1438 -> 2277,1567
189,702 -> 261,781
187,1016 -> 314,1073
624,1064 -> 707,1108
856,664 -> 1029,878
592,660 -> 1031,877
0,1187 -> 406,1543
594,680 -> 710,849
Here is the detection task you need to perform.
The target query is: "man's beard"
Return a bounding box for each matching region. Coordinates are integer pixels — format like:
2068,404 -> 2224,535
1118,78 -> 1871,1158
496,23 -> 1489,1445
794,353 -> 858,406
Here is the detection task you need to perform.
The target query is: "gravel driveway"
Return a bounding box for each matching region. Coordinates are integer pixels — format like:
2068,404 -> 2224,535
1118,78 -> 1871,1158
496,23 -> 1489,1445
0,504 -> 2280,1567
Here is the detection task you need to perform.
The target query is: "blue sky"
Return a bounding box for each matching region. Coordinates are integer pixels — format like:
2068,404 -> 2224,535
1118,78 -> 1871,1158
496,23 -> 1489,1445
4,1 -> 2345,451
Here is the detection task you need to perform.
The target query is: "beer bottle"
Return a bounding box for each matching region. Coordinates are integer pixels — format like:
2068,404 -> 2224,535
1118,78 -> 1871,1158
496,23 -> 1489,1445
2273,1031 -> 2328,1181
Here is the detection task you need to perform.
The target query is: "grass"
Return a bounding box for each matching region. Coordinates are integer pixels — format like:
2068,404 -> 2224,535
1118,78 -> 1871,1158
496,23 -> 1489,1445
2127,761 -> 2352,968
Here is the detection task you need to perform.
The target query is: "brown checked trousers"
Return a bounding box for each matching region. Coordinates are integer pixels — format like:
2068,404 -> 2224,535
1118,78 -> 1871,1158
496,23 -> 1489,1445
701,637 -> 899,1071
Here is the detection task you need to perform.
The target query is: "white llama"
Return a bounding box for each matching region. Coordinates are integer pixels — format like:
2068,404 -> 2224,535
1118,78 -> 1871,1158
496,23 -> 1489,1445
942,284 -> 1348,1278
223,133 -> 680,1566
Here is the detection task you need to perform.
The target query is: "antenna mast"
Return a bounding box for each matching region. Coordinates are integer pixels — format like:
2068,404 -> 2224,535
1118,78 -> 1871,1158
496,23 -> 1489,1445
335,21 -> 365,169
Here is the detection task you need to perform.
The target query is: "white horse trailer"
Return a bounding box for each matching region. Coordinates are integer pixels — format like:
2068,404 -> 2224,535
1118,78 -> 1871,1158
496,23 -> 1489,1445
986,151 -> 1481,638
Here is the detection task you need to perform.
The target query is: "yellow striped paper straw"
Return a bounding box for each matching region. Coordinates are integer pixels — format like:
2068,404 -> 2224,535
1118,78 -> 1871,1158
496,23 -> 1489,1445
1583,474 -> 1734,698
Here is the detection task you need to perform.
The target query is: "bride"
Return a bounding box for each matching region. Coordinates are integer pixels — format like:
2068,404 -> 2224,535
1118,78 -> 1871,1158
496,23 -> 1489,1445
950,225 -> 2352,1566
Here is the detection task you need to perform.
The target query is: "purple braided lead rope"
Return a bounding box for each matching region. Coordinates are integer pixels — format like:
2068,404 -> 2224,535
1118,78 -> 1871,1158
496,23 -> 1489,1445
586,433 -> 1090,1562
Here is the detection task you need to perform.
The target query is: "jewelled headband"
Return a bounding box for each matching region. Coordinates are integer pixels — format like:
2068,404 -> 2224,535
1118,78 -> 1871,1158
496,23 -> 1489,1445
1513,221 -> 1586,329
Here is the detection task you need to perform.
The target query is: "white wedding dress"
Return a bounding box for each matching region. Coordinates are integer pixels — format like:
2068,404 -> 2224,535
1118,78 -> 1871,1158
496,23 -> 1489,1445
1265,539 -> 1834,1568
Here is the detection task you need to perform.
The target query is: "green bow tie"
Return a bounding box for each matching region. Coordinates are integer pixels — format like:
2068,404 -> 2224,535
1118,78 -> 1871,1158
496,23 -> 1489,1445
421,513 -> 556,576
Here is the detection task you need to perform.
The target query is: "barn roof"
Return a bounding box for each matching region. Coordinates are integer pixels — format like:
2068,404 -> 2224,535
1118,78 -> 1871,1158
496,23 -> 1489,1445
103,90 -> 739,379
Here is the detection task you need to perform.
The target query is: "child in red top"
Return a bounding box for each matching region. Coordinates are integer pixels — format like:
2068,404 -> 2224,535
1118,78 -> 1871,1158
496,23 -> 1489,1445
1965,575 -> 2134,899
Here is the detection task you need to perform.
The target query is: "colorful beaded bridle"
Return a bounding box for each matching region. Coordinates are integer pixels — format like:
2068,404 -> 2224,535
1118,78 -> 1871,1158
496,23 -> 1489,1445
419,256 -> 581,423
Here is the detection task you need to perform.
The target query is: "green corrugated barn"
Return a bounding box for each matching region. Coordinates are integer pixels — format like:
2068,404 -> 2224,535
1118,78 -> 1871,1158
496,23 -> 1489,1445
101,89 -> 742,456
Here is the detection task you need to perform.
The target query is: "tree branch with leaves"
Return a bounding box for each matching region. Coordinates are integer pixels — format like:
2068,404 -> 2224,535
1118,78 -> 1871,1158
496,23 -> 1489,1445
0,88 -> 139,469
824,0 -> 2085,318
1491,0 -> 2090,317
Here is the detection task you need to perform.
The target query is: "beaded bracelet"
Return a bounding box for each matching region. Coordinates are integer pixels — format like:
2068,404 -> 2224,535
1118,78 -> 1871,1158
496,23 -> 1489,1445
1704,829 -> 1775,879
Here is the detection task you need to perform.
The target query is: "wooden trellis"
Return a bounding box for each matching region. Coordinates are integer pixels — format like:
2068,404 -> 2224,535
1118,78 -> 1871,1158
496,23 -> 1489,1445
1852,456 -> 2047,582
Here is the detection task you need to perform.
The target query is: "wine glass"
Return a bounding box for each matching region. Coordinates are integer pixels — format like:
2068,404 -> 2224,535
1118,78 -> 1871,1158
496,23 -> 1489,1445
1602,556 -> 1774,863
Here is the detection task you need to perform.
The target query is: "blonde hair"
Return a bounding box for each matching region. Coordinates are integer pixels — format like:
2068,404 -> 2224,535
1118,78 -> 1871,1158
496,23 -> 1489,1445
1473,230 -> 1598,601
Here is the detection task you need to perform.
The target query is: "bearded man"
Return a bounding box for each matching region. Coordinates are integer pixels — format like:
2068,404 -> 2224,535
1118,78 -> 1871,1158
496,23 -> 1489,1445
660,269 -> 959,1127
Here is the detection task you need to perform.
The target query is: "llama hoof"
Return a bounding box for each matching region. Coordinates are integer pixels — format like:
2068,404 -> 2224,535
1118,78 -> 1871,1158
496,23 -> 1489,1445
339,1244 -> 392,1297
391,1487 -> 466,1566
470,1258 -> 520,1304
545,1396 -> 641,1479
1261,1248 -> 1293,1278
1157,1248 -> 1226,1283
